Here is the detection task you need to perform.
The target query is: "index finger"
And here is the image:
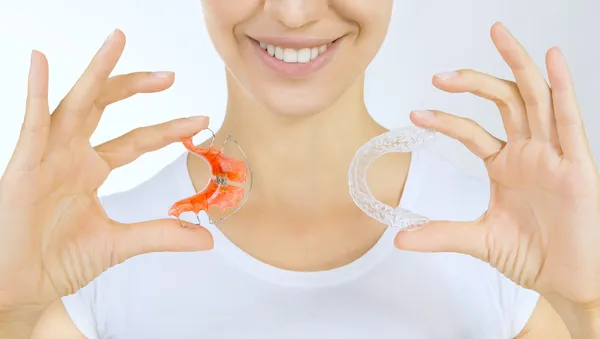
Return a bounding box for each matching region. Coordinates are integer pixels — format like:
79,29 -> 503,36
490,23 -> 558,145
94,116 -> 210,170
52,29 -> 126,136
82,71 -> 176,137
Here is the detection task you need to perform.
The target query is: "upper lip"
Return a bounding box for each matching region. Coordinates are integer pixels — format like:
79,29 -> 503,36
248,35 -> 343,49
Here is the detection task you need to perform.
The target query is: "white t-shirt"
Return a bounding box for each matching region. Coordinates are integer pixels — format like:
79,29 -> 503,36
61,147 -> 540,339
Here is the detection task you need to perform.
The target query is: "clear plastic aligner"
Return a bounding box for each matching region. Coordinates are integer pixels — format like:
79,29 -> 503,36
348,126 -> 436,230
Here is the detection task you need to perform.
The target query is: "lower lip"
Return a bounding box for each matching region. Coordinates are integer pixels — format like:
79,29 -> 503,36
251,39 -> 341,79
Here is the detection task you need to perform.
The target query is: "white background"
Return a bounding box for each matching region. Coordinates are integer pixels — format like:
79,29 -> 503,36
0,0 -> 598,196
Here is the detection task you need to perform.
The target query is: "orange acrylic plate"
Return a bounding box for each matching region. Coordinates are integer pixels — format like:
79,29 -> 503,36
169,132 -> 252,227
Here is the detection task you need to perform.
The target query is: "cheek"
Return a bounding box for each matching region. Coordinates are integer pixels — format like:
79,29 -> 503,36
202,0 -> 259,61
201,0 -> 394,116
330,0 -> 393,67
333,0 -> 394,29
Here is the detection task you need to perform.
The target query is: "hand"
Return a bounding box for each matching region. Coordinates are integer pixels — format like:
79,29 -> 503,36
0,29 -> 213,327
394,22 -> 600,333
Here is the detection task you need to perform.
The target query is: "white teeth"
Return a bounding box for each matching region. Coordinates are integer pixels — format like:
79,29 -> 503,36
310,47 -> 319,60
283,48 -> 298,62
297,48 -> 311,63
275,46 -> 284,60
257,41 -> 332,63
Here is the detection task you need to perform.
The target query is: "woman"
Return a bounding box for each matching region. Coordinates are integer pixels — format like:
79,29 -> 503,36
0,1 -> 598,338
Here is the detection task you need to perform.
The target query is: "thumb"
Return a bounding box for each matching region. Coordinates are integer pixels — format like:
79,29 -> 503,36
110,219 -> 214,264
394,220 -> 490,262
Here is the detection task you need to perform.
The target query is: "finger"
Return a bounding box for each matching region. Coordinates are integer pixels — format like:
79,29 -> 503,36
51,29 -> 126,138
83,71 -> 175,137
110,218 -> 214,265
96,72 -> 175,109
394,220 -> 489,262
410,110 -> 505,160
432,69 -> 529,140
490,22 -> 559,147
9,50 -> 51,171
94,116 -> 209,170
546,47 -> 590,161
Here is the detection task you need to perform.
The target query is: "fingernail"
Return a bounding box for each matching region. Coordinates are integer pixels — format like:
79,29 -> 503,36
495,22 -> 511,35
152,71 -> 173,78
29,50 -> 39,72
103,29 -> 117,46
186,115 -> 209,123
434,71 -> 459,80
553,46 -> 567,65
412,110 -> 435,119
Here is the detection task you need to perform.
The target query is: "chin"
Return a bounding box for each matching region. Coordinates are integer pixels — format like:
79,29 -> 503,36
253,91 -> 336,117
246,77 -> 353,117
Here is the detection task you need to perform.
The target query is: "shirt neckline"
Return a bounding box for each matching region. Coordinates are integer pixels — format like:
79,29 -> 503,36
173,148 -> 426,288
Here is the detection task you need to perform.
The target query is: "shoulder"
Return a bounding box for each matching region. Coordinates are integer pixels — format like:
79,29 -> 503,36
515,297 -> 570,338
32,300 -> 86,339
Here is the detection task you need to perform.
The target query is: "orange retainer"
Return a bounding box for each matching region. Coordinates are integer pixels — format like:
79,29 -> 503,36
168,136 -> 249,224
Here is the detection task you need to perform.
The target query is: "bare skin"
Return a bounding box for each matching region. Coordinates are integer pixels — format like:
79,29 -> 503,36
2,1 -> 599,338
0,32 -> 214,339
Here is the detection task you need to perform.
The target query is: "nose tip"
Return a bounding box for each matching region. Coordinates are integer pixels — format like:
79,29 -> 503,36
264,0 -> 328,29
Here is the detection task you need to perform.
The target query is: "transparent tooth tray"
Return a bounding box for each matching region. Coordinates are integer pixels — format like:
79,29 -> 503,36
348,126 -> 435,230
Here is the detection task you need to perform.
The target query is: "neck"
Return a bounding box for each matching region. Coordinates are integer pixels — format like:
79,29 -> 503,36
214,71 -> 387,214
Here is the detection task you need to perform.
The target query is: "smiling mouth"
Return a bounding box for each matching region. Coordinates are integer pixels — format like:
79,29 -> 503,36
250,37 -> 342,64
